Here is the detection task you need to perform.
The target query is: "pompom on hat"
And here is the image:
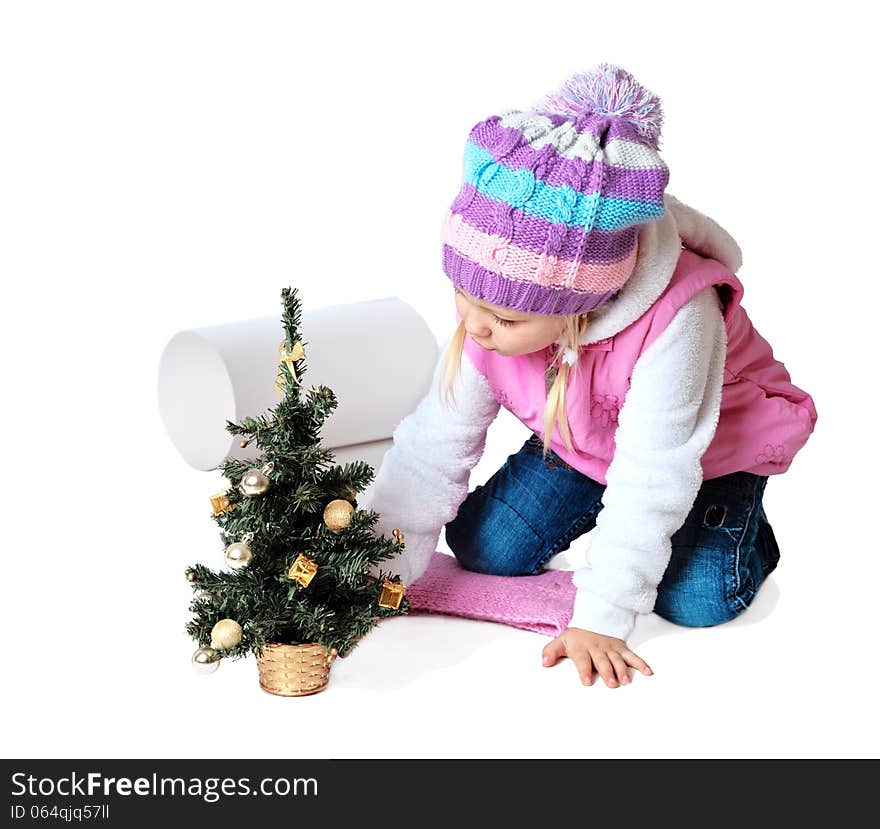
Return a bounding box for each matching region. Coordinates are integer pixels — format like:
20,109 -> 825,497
441,63 -> 670,316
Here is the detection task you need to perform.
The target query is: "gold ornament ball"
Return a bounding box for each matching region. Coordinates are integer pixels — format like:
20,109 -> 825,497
191,646 -> 220,674
225,541 -> 253,570
323,499 -> 354,532
210,619 -> 243,650
185,569 -> 195,582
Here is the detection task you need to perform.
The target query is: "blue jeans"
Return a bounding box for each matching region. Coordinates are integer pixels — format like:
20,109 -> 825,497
445,433 -> 781,628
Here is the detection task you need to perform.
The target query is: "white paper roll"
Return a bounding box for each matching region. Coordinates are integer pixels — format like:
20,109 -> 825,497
157,296 -> 439,471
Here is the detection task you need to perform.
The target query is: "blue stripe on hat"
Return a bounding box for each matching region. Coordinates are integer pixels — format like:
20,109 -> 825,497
463,141 -> 663,233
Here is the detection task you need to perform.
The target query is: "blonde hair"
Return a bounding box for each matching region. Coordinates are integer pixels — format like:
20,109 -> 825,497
438,311 -> 590,458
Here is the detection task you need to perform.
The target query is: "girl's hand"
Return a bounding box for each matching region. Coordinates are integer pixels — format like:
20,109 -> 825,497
542,627 -> 653,688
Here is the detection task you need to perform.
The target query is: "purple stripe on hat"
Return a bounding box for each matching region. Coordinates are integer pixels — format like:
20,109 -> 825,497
577,111 -> 655,147
478,112 -> 650,148
442,245 -> 620,316
470,118 -> 668,198
523,111 -> 651,146
541,112 -> 571,128
453,184 -> 639,263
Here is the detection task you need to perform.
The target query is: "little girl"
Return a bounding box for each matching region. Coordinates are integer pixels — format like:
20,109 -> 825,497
364,64 -> 818,688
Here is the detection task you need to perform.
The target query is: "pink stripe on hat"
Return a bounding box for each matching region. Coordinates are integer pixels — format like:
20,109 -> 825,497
442,209 -> 639,294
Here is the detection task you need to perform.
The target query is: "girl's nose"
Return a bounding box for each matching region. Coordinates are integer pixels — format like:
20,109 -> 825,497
464,319 -> 491,339
462,308 -> 491,339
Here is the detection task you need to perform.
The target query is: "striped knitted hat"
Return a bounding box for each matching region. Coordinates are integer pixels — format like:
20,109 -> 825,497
441,63 -> 670,316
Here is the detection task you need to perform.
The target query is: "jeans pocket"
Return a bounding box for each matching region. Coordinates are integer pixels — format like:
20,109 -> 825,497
687,472 -> 763,539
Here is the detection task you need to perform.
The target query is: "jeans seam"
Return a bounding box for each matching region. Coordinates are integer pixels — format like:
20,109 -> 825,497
730,475 -> 762,612
532,509 -> 598,573
484,492 -> 546,549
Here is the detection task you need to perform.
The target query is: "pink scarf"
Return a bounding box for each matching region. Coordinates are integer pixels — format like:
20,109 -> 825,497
406,552 -> 576,637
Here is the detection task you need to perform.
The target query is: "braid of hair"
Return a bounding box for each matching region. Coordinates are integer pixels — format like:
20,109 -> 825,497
541,312 -> 590,457
439,319 -> 468,409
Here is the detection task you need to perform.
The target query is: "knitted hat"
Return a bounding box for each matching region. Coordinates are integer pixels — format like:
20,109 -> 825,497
441,63 -> 670,316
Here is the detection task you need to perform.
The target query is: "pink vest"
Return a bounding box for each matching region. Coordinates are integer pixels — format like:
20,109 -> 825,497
460,248 -> 818,485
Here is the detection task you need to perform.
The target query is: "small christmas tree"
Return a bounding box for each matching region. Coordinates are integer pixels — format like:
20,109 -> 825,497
186,286 -> 409,694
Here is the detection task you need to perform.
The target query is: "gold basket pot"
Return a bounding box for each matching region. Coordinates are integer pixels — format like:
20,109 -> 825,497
255,642 -> 338,697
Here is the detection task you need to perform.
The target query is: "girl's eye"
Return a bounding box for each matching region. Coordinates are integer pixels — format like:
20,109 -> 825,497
455,288 -> 515,326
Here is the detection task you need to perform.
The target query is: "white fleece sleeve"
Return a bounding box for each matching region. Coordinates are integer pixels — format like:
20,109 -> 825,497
569,285 -> 728,641
360,339 -> 501,586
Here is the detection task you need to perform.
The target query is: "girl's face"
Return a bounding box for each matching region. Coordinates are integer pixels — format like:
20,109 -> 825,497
454,286 -> 568,357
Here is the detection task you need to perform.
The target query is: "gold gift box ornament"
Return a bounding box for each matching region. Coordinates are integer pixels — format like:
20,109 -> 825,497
378,578 -> 405,610
287,554 -> 318,588
274,339 -> 305,396
209,492 -> 233,516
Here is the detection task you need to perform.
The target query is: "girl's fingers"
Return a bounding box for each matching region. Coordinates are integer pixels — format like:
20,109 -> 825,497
591,652 -> 618,687
607,651 -> 630,685
622,649 -> 654,675
542,638 -> 653,686
570,650 -> 594,685
541,637 -> 566,667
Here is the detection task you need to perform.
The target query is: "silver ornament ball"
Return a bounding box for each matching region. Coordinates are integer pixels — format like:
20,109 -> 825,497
240,470 -> 269,496
225,541 -> 253,570
240,461 -> 274,496
191,646 -> 220,674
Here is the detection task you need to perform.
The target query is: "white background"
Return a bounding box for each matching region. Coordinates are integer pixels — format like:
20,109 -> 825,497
2,0 -> 877,759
